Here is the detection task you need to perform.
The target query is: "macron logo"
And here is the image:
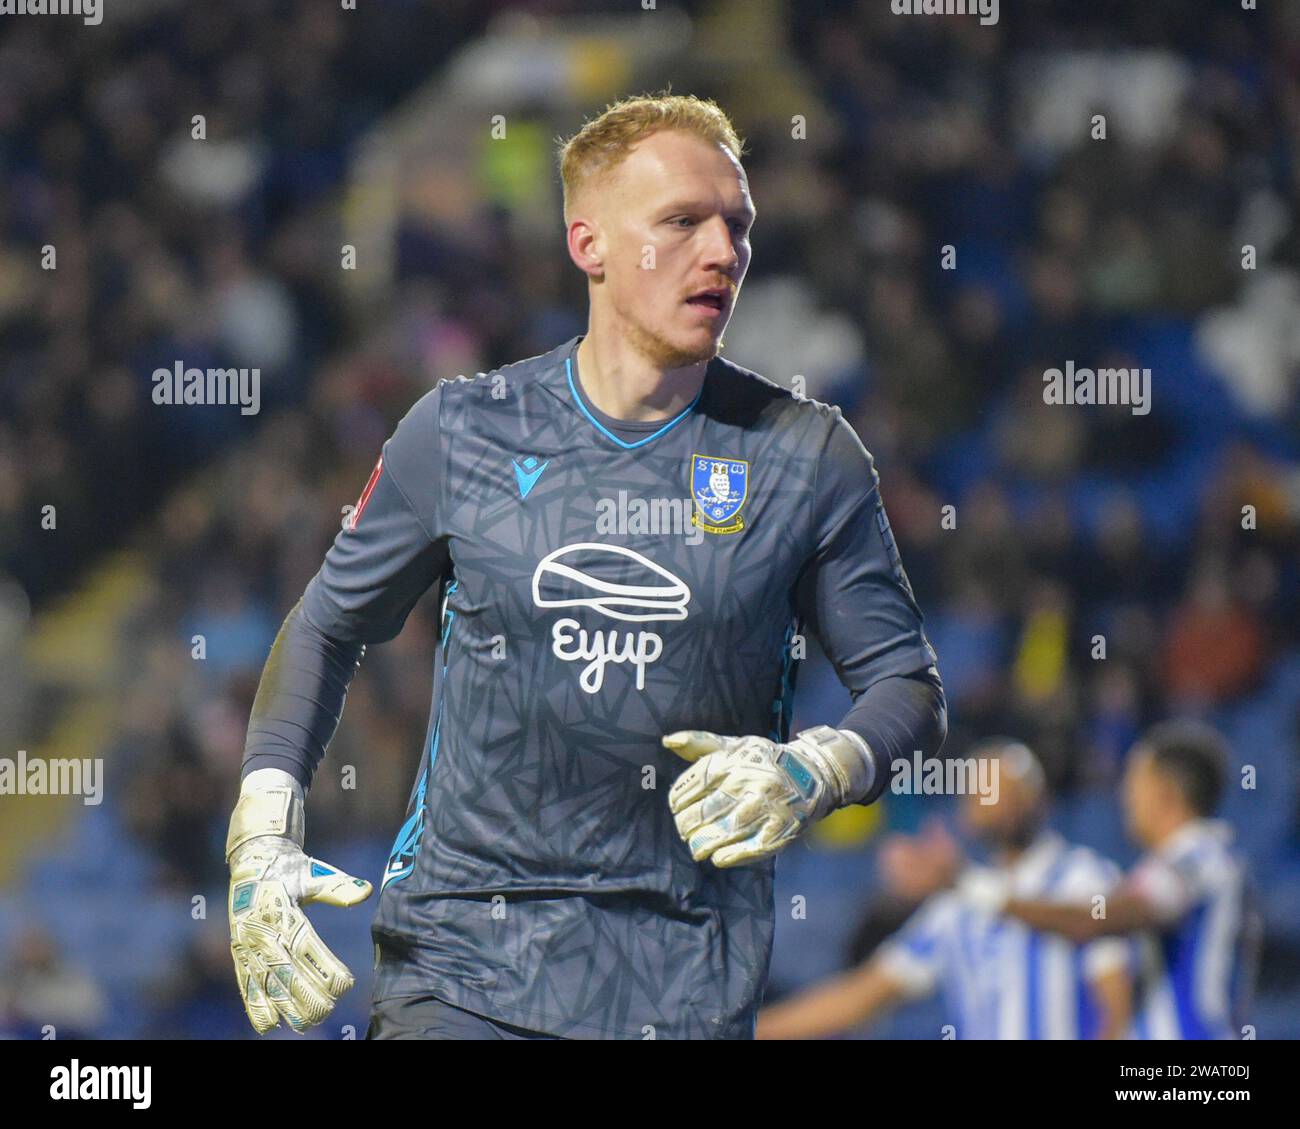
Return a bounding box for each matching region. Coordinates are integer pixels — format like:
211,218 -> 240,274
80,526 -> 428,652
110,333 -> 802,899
513,456 -> 549,499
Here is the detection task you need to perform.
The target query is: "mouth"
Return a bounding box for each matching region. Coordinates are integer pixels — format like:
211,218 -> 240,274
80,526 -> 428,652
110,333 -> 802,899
685,287 -> 730,317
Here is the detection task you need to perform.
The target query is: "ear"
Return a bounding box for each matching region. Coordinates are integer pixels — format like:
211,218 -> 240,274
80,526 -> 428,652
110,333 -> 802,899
566,216 -> 604,280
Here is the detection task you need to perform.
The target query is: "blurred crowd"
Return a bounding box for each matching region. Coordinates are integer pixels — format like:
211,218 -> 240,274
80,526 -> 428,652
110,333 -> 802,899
0,0 -> 506,604
773,0 -> 1300,789
2,0 -> 1298,1038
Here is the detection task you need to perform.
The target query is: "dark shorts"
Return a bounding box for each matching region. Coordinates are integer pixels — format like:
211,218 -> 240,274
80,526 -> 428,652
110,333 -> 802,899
367,994 -> 563,1040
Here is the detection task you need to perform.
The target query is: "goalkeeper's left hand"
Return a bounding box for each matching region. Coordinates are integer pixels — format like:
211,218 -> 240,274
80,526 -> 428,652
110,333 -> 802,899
662,726 -> 877,867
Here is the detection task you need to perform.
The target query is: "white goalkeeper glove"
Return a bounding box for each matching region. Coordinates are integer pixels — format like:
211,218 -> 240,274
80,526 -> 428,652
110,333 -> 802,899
226,768 -> 373,1035
662,726 -> 877,867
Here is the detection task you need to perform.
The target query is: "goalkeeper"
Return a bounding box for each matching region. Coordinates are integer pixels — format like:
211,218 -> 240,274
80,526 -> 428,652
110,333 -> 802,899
226,93 -> 946,1040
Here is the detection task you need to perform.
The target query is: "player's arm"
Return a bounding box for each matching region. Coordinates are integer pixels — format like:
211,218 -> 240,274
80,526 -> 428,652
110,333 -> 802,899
1069,861 -> 1137,1039
228,388 -> 451,1035
664,411 -> 945,868
1088,964 -> 1133,1040
759,892 -> 952,1039
996,884 -> 1168,942
1003,846 -> 1200,945
794,410 -> 947,802
756,959 -> 910,1040
955,844 -> 1169,944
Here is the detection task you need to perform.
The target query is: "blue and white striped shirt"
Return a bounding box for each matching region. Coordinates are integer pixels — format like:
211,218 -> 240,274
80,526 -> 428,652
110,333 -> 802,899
877,831 -> 1129,1039
1128,819 -> 1257,1040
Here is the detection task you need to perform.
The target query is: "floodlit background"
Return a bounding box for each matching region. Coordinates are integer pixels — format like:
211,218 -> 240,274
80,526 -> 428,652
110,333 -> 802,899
1,0 -> 1298,1038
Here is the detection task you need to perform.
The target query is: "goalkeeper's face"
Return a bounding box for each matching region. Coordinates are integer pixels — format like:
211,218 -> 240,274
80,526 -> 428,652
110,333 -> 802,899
581,128 -> 754,368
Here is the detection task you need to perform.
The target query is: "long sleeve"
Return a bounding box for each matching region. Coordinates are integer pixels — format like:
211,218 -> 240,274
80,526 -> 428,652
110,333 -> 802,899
240,600 -> 365,788
795,409 -> 946,802
240,387 -> 452,788
837,669 -> 947,801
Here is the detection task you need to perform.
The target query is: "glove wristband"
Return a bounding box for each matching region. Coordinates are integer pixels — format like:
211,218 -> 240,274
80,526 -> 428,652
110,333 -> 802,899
791,726 -> 877,810
226,777 -> 306,860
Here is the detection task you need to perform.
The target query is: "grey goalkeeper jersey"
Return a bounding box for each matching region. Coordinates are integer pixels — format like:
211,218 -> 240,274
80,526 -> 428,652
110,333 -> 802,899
288,334 -> 942,1039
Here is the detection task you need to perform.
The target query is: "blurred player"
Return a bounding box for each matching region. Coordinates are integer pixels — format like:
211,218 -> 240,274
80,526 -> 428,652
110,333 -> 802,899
992,720 -> 1259,1039
757,740 -> 1132,1040
223,92 -> 946,1039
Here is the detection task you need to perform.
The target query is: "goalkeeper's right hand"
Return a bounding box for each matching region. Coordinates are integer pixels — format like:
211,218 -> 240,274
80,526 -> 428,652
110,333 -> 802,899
226,768 -> 373,1035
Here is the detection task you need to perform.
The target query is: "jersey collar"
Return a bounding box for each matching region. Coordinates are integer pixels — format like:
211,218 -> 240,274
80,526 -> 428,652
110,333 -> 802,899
562,336 -> 705,450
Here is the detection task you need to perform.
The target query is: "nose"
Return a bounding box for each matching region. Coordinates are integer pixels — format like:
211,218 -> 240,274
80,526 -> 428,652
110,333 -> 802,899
701,216 -> 740,277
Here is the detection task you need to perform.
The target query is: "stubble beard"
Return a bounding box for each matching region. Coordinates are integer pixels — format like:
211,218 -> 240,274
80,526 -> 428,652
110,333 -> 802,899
622,303 -> 723,371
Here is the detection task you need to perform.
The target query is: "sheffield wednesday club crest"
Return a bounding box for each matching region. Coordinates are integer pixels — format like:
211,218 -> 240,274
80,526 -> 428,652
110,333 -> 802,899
690,454 -> 749,534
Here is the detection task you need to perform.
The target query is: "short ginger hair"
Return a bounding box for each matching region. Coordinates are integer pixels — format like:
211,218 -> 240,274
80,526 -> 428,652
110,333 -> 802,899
557,92 -> 746,224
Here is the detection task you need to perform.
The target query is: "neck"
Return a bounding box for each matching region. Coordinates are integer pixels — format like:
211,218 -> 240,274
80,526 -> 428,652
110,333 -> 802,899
994,844 -> 1024,868
575,329 -> 711,423
1151,810 -> 1199,849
